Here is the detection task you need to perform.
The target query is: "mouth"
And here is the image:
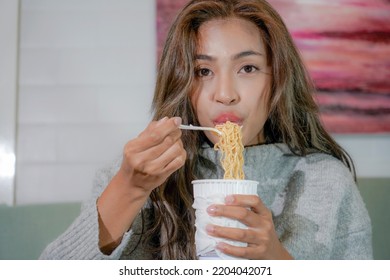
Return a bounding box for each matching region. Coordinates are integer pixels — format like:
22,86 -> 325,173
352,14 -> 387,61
213,113 -> 243,126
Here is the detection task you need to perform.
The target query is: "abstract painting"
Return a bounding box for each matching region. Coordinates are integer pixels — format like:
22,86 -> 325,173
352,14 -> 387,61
157,0 -> 390,133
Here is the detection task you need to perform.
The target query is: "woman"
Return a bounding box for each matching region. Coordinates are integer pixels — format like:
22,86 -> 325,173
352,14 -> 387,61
40,0 -> 372,259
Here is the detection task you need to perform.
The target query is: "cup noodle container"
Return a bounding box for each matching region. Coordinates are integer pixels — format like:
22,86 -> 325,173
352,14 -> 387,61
192,179 -> 259,260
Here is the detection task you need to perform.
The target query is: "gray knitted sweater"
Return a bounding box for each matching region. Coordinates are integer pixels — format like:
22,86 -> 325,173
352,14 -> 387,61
40,143 -> 373,259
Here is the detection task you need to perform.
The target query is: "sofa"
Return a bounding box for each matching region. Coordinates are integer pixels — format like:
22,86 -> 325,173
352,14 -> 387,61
0,178 -> 389,259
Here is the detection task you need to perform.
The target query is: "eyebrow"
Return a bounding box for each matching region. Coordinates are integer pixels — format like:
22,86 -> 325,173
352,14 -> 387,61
195,50 -> 264,61
233,50 -> 264,60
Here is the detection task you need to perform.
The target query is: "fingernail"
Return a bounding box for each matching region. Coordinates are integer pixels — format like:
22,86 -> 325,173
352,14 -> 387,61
157,116 -> 168,124
207,205 -> 217,215
206,224 -> 215,233
225,195 -> 234,204
173,117 -> 182,126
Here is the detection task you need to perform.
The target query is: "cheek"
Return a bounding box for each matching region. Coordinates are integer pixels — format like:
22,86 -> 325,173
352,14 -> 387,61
243,82 -> 269,114
252,89 -> 270,128
242,84 -> 271,145
190,85 -> 201,110
252,77 -> 271,111
204,131 -> 220,145
191,82 -> 211,118
190,90 -> 206,124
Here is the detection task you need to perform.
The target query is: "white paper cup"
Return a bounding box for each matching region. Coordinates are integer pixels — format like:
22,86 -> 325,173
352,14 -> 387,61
192,179 -> 259,260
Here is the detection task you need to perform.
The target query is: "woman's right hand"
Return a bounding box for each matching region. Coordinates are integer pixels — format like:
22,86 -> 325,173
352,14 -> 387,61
97,117 -> 186,253
119,116 -> 186,194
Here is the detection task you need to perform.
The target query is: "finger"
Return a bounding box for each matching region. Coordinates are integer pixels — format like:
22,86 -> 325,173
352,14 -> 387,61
148,139 -> 186,174
129,142 -> 186,176
135,127 -> 183,161
123,131 -> 183,177
225,194 -> 271,217
206,224 -> 258,244
161,151 -> 186,175
207,204 -> 260,227
135,117 -> 182,151
215,242 -> 261,260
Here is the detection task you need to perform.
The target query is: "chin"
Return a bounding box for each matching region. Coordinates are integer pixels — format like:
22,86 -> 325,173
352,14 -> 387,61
242,138 -> 251,147
204,132 -> 219,145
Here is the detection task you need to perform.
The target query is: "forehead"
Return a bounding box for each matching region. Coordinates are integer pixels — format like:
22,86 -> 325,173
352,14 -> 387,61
196,17 -> 266,54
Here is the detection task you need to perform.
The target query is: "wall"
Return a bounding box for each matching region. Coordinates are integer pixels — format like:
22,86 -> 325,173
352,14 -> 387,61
0,0 -> 19,205
334,135 -> 390,178
15,0 -> 156,204
0,0 -> 389,206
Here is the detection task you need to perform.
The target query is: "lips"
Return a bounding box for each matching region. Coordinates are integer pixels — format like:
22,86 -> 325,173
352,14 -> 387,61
213,113 -> 242,125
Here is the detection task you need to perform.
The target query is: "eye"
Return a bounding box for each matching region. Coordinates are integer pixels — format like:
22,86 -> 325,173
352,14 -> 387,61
240,65 -> 259,74
195,67 -> 212,77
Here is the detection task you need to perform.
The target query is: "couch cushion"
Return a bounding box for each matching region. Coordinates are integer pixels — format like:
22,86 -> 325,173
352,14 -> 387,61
0,178 -> 389,260
0,202 -> 81,259
357,178 -> 390,260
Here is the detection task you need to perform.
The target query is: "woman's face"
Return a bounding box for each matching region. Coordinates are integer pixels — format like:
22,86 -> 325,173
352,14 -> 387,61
191,17 -> 272,146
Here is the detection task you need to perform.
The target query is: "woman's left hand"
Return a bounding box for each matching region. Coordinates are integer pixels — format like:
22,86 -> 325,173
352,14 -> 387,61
206,194 -> 293,260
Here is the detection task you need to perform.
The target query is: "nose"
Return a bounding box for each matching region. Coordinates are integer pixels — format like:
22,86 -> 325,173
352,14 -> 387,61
214,73 -> 239,105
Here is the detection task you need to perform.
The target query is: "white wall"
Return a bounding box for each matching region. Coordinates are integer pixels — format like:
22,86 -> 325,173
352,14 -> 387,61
334,135 -> 390,178
0,0 -> 19,205
1,0 -> 388,206
16,0 -> 156,205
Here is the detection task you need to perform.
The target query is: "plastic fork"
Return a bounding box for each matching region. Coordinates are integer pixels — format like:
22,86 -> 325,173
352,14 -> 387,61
179,124 -> 223,135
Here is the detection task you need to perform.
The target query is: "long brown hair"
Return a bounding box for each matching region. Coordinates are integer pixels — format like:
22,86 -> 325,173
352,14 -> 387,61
146,0 -> 355,259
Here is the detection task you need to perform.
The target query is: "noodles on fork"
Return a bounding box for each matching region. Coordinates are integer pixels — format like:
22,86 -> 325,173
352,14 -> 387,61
214,121 -> 245,179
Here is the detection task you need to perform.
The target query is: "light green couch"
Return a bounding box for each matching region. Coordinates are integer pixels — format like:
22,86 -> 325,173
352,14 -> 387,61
0,178 -> 389,260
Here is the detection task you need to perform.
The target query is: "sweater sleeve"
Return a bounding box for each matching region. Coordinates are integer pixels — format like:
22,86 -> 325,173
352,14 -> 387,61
39,158 -> 135,260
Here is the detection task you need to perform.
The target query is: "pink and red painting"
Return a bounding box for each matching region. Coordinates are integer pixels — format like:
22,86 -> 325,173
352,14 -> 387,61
157,0 -> 390,133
